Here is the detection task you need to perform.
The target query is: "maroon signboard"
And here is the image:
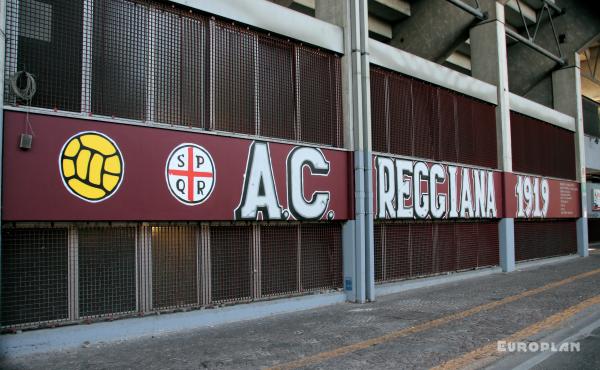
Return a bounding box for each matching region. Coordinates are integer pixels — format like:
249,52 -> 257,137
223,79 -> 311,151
2,112 -> 352,221
504,172 -> 580,218
373,155 -> 503,220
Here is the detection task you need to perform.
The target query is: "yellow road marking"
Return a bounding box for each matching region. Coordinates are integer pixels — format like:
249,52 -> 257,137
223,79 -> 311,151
432,294 -> 600,370
267,267 -> 600,370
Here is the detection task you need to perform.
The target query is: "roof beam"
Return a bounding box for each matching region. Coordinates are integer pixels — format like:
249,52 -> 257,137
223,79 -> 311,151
369,15 -> 392,39
272,0 -> 295,7
372,0 -> 411,17
505,0 -> 536,24
446,51 -> 471,70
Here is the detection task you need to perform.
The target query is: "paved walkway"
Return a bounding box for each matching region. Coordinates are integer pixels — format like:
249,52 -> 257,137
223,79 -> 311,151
3,252 -> 600,369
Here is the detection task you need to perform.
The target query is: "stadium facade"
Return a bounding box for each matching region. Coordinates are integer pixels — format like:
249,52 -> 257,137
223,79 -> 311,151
0,0 -> 598,334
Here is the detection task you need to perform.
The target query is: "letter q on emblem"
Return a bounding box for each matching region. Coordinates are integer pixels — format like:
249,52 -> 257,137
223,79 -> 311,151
165,143 -> 216,205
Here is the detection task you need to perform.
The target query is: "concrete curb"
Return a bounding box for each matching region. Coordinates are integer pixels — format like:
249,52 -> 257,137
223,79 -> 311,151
374,267 -> 503,297
375,252 -> 585,298
515,254 -> 580,271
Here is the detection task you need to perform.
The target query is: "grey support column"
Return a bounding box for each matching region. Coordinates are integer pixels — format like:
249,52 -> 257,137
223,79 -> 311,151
316,0 -> 374,302
470,1 -> 515,272
552,54 -> 589,257
0,0 -> 7,313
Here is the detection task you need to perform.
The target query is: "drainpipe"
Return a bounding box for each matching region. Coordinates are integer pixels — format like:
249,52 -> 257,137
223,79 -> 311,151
349,0 -> 374,302
0,0 -> 7,319
358,0 -> 375,302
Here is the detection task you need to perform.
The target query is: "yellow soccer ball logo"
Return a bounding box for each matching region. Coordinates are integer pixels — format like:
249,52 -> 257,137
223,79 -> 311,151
59,132 -> 124,202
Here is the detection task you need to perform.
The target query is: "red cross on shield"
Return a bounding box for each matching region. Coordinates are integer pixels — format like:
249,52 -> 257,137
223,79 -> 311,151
165,143 -> 215,205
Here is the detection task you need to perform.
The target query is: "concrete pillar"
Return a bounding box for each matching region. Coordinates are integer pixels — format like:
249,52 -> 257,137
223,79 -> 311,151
0,0 -> 7,311
552,54 -> 589,257
316,0 -> 374,302
470,1 -> 515,272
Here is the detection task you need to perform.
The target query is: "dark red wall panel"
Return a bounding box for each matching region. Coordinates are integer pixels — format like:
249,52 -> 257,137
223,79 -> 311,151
510,112 -> 576,180
515,220 -> 577,261
370,66 -> 497,170
375,220 -> 499,283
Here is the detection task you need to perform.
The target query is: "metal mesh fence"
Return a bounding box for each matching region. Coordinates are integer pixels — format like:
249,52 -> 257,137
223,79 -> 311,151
515,220 -> 577,261
374,221 -> 499,283
370,66 -> 498,169
1,222 -> 343,329
511,112 -> 576,180
300,223 -> 343,291
151,226 -> 198,310
297,47 -> 343,147
1,228 -> 69,328
78,227 -> 137,318
7,0 -> 84,111
209,225 -> 253,304
5,0 -> 343,147
260,225 -> 299,297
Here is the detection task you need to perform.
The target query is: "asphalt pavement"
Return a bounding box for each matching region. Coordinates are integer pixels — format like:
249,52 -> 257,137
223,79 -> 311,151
2,252 -> 600,370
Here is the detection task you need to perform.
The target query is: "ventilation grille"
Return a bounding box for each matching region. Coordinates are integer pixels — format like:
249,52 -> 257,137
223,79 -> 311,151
511,112 -> 576,180
1,223 -> 343,329
515,220 -> 577,261
5,0 -> 343,147
375,220 -> 499,283
370,66 -> 497,169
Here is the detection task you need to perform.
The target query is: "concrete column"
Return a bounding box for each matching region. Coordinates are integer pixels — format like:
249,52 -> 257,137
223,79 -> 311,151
0,0 -> 7,311
552,54 -> 589,257
316,0 -> 374,302
470,1 -> 515,272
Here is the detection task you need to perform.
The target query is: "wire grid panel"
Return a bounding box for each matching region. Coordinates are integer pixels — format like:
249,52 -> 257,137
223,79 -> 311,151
476,222 -> 501,267
300,223 -> 343,291
151,226 -> 199,310
375,221 -> 500,283
5,0 -> 343,146
510,112 -> 576,180
435,222 -> 457,273
209,225 -> 253,304
455,94 -> 476,166
91,0 -> 149,120
297,47 -> 343,147
515,220 -> 577,261
152,8 -> 207,127
212,20 -> 257,136
383,222 -> 411,281
370,66 -> 498,169
374,223 -> 384,282
456,221 -> 479,270
5,0 -> 84,111
257,36 -> 296,141
259,224 -> 299,297
411,79 -> 438,160
78,227 -> 137,318
410,222 -> 434,277
1,227 -> 69,328
437,87 -> 458,163
370,68 -> 388,153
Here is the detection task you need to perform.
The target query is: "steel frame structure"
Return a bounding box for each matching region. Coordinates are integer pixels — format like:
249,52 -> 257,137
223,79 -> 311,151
444,0 -> 566,66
